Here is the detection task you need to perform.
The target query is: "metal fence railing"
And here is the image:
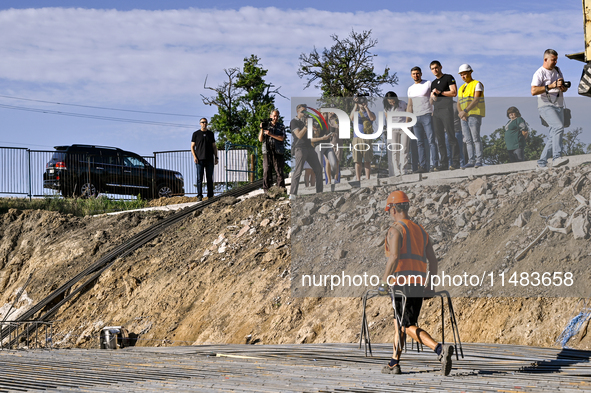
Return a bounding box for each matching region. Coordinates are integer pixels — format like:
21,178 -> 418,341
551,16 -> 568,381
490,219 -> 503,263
0,146 -> 256,200
0,321 -> 53,350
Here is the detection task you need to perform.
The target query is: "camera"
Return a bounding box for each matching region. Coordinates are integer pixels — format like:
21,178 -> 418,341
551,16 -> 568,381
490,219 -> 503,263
353,93 -> 369,105
261,119 -> 270,130
564,81 -> 572,89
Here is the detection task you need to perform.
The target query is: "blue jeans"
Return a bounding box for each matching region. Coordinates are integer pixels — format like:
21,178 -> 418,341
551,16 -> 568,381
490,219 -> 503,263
461,115 -> 482,165
196,160 -> 215,198
537,106 -> 564,167
413,113 -> 437,169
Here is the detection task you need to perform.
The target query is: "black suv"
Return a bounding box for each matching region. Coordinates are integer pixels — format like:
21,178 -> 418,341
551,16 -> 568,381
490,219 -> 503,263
43,144 -> 184,198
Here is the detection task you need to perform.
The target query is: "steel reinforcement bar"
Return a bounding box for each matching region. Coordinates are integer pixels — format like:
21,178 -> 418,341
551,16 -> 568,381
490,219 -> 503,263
2,179 -> 265,345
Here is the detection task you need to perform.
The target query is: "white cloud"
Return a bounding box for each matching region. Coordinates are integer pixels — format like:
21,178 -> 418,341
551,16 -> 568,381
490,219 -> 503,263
0,7 -> 583,104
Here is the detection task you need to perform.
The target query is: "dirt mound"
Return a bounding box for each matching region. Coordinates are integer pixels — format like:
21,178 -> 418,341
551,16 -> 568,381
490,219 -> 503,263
147,196 -> 201,207
0,165 -> 590,351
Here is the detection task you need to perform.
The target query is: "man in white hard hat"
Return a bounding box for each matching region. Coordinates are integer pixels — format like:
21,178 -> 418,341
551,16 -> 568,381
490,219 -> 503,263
457,64 -> 485,169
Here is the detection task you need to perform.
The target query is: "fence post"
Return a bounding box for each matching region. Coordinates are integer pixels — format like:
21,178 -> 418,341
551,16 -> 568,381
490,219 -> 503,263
27,149 -> 32,200
225,142 -> 230,192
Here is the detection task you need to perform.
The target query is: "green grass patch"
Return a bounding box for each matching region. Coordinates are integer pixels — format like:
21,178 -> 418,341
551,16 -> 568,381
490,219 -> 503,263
0,195 -> 148,216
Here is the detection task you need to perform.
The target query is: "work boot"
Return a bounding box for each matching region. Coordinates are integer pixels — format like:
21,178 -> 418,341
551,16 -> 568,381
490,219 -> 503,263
437,344 -> 454,376
381,364 -> 401,374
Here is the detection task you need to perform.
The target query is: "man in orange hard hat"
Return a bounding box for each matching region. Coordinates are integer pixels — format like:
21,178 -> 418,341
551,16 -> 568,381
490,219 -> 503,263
378,190 -> 454,376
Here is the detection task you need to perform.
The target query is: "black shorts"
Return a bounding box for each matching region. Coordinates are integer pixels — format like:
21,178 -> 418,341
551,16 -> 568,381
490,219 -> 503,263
393,296 -> 423,328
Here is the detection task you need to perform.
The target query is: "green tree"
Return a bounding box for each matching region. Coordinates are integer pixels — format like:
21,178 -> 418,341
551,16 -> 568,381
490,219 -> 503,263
202,55 -> 288,179
482,127 -> 546,165
298,29 -> 398,113
562,127 -> 588,156
298,30 -> 398,171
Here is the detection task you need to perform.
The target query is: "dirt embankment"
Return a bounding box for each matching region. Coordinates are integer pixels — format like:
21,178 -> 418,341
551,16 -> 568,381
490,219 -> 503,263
0,164 -> 590,350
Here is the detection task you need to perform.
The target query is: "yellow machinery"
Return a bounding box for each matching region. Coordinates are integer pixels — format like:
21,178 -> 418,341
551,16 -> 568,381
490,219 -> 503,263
566,0 -> 591,96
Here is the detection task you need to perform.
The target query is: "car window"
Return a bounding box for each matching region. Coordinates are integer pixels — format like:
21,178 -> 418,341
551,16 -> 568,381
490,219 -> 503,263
98,155 -> 119,165
123,156 -> 145,168
51,152 -> 66,161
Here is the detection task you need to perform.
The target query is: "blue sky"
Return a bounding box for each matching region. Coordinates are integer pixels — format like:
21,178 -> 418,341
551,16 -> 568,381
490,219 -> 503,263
0,1 -> 588,156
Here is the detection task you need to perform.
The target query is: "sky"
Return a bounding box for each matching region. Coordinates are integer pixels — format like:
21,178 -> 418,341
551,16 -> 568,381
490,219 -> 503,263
0,1 -> 588,157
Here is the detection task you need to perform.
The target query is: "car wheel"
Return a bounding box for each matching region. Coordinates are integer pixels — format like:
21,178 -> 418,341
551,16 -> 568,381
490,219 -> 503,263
80,180 -> 98,198
157,184 -> 173,198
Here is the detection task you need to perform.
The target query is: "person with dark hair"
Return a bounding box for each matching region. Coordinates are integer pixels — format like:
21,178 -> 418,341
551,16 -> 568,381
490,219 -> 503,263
531,49 -> 570,169
504,107 -> 528,162
350,96 -> 376,181
457,64 -> 485,168
259,109 -> 286,193
289,104 -> 324,199
430,61 -> 461,171
379,190 -> 454,376
383,91 -> 410,176
407,66 -> 436,173
314,112 -> 339,187
191,118 -> 218,201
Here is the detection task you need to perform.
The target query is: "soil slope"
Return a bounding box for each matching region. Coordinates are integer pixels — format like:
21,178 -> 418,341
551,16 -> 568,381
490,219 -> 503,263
0,165 -> 590,350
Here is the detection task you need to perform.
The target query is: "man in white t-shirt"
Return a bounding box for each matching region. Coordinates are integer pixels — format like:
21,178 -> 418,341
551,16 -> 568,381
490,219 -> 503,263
407,66 -> 437,173
531,49 -> 570,169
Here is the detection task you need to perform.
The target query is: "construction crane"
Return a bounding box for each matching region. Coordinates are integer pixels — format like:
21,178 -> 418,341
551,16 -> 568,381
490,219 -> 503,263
566,0 -> 591,96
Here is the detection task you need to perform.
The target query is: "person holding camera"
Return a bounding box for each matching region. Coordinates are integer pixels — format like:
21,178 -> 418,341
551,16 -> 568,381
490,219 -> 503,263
259,109 -> 286,193
531,49 -> 570,169
350,95 -> 376,181
289,104 -> 324,199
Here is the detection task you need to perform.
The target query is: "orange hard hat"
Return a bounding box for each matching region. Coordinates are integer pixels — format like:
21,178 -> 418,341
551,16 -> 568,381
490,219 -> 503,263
385,191 -> 410,211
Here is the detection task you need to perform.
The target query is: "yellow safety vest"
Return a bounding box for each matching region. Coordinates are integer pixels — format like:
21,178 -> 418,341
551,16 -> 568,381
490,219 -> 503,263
458,80 -> 485,117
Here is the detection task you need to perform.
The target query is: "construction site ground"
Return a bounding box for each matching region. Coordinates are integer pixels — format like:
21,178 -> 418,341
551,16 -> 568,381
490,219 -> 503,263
1,154 -> 591,391
1,343 -> 590,392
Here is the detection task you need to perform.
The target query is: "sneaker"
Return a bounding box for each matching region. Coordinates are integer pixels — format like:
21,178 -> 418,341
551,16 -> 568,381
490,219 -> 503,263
474,162 -> 482,168
433,165 -> 448,172
461,162 -> 474,169
197,196 -> 203,201
381,364 -> 401,374
449,165 -> 459,170
437,344 -> 454,376
552,157 -> 569,168
536,164 -> 549,171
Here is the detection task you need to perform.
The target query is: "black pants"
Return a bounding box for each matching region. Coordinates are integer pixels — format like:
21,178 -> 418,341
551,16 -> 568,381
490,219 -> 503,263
508,148 -> 525,162
262,152 -> 286,191
432,107 -> 460,167
290,147 -> 323,195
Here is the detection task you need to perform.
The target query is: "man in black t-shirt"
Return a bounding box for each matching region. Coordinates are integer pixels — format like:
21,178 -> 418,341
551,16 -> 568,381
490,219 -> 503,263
289,104 -> 323,198
191,118 -> 218,201
430,61 -> 461,171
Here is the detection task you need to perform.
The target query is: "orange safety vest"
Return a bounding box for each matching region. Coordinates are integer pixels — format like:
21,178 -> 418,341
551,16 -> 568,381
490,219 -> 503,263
384,219 -> 428,286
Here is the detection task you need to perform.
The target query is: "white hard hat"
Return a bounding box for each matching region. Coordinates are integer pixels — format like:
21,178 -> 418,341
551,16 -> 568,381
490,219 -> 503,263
458,64 -> 473,73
